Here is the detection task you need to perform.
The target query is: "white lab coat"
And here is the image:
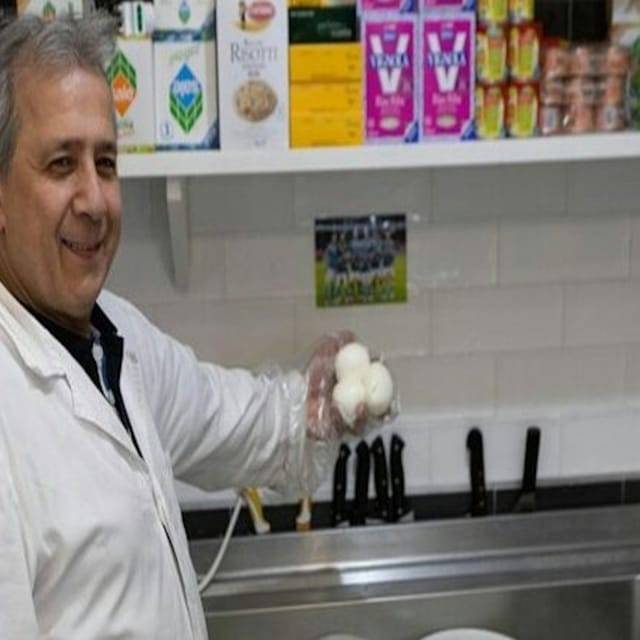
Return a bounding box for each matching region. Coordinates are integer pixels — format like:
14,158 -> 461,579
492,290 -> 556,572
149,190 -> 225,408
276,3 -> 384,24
0,282 -> 333,639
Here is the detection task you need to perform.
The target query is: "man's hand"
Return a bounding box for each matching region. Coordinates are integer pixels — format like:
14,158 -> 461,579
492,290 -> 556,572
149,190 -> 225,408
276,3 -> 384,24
305,331 -> 368,440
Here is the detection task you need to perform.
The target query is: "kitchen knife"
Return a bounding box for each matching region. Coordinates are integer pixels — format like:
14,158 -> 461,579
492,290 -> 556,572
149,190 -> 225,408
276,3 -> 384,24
331,443 -> 351,527
369,436 -> 391,523
466,427 -> 488,517
390,434 -> 414,522
513,426 -> 541,513
351,440 -> 370,526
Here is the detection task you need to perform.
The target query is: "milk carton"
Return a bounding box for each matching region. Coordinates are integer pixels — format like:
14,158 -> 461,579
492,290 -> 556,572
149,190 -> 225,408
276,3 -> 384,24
106,37 -> 155,152
363,13 -> 419,143
153,0 -> 215,33
153,34 -> 219,149
17,0 -> 82,18
420,12 -> 475,140
217,0 -> 289,150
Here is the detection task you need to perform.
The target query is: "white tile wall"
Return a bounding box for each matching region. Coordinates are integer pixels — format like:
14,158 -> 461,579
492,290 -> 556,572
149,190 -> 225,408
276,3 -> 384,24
113,158 -> 640,504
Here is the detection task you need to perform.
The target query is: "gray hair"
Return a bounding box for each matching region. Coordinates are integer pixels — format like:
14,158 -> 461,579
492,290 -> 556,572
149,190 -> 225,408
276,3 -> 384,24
0,12 -> 119,173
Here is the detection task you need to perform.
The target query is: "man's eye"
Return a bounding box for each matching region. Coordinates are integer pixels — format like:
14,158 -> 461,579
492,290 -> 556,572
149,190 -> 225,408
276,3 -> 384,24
50,156 -> 73,171
97,156 -> 118,176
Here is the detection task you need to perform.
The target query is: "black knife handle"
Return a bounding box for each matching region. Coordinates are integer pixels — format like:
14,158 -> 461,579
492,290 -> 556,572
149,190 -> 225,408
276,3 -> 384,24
467,427 -> 488,517
390,434 -> 407,522
370,436 -> 391,522
351,441 -> 370,526
331,443 -> 351,527
522,426 -> 540,493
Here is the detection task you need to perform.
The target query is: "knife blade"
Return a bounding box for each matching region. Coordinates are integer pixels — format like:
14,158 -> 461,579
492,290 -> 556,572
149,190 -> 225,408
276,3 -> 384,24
466,427 -> 488,517
351,440 -> 370,526
369,436 -> 391,523
390,434 -> 414,523
513,426 -> 541,513
331,443 -> 351,527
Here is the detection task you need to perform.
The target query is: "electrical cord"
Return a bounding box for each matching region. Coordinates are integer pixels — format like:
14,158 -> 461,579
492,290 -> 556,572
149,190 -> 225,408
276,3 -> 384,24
197,494 -> 244,594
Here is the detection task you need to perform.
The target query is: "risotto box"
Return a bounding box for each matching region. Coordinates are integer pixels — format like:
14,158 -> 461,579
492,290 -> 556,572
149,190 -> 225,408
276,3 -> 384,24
217,0 -> 289,150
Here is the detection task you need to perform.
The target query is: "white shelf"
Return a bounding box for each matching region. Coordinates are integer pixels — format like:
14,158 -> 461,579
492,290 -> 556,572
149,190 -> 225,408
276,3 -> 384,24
118,131 -> 640,178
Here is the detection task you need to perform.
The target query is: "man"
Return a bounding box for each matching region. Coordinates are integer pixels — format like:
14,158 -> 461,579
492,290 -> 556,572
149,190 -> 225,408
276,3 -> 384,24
0,13 -> 364,639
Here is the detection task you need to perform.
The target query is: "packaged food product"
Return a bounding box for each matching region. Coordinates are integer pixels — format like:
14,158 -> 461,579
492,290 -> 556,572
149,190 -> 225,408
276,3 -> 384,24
540,103 -> 564,135
476,22 -> 508,84
565,77 -> 599,105
508,0 -> 534,23
477,0 -> 507,24
288,6 -> 358,44
363,13 -> 419,143
563,101 -> 595,133
595,103 -> 627,131
507,81 -> 539,136
421,0 -> 475,11
540,77 -> 565,104
420,12 -> 476,140
570,45 -> 605,76
606,43 -> 631,75
542,44 -> 571,78
361,0 -> 415,10
508,22 -> 542,81
475,82 -> 507,138
600,74 -> 627,104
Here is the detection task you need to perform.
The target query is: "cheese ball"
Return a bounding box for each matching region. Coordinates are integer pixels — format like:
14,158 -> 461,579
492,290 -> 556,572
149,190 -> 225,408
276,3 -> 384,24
334,342 -> 370,382
362,361 -> 394,417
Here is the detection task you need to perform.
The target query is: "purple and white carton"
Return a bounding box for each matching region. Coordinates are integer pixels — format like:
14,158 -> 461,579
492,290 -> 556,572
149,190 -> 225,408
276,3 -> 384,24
359,0 -> 415,12
421,12 -> 475,141
363,13 -> 419,143
421,0 -> 475,13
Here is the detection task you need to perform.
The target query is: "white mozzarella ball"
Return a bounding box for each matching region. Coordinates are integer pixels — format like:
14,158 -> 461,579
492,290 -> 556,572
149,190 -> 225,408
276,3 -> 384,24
362,362 -> 394,417
332,374 -> 366,427
335,342 -> 370,382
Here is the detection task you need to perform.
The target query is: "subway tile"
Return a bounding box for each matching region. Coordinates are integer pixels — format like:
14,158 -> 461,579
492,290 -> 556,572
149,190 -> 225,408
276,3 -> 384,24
225,233 -> 313,299
189,175 -> 295,234
432,285 -> 563,354
293,169 -> 432,227
147,298 -> 296,367
188,234 -> 226,300
623,345 -> 640,406
120,177 -> 156,239
496,346 -> 627,417
107,236 -> 176,303
389,354 -> 495,418
564,281 -> 640,346
499,217 -> 630,285
409,222 -> 497,290
560,412 -> 640,477
567,159 -> 640,216
630,217 -> 640,278
431,163 -> 566,222
293,292 -> 430,359
429,419 -> 561,490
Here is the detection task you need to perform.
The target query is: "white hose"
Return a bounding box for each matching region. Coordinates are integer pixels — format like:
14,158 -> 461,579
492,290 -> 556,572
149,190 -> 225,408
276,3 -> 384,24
197,494 -> 243,594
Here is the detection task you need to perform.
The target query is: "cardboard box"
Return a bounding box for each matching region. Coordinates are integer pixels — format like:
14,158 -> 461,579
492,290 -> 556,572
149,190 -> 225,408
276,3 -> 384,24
362,13 -> 419,143
291,111 -> 363,146
106,37 -> 155,152
290,81 -> 362,112
153,0 -> 215,34
289,6 -> 357,43
289,42 -> 362,82
153,34 -> 219,149
17,0 -> 82,18
217,0 -> 289,150
420,12 -> 475,140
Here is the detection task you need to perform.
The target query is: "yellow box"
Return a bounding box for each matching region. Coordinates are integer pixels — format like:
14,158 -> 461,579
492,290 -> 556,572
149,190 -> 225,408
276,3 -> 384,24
290,82 -> 362,113
290,111 -> 363,147
289,43 -> 362,83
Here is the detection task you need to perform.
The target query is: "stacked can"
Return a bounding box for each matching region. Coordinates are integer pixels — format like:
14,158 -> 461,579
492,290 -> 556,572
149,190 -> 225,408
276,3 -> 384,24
540,43 -> 631,136
474,0 -> 542,138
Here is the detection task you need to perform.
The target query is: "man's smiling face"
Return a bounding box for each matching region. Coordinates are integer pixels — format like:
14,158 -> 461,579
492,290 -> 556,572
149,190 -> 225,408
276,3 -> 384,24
0,65 -> 122,334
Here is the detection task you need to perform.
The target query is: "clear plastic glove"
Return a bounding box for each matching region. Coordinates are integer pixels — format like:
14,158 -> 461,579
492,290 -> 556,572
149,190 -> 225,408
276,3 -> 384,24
304,331 -> 369,441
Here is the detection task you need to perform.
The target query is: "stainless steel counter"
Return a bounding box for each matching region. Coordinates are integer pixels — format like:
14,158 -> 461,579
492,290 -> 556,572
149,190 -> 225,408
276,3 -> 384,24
190,505 -> 640,639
